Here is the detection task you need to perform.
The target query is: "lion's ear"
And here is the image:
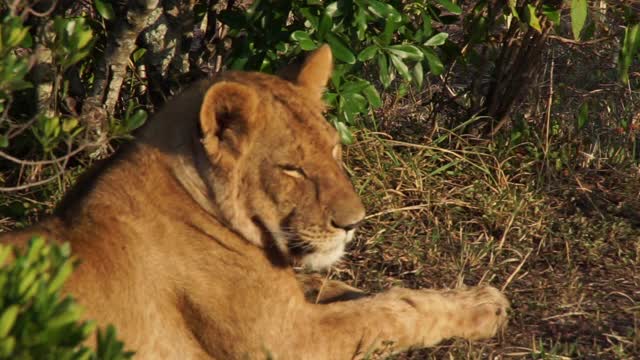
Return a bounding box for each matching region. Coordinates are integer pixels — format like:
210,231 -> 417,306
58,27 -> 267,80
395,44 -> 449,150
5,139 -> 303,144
199,82 -> 258,165
296,44 -> 333,100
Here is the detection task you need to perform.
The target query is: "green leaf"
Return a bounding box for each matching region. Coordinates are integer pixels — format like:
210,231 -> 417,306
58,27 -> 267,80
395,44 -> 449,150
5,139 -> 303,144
48,259 -> 74,294
291,30 -> 312,42
94,0 -> 115,20
379,17 -> 398,46
132,48 -> 147,63
413,62 -> 424,88
0,135 -> 8,149
326,33 -> 355,64
366,0 -> 402,22
340,79 -> 370,94
323,92 -> 338,108
422,14 -> 433,38
542,5 -> 561,25
389,54 -> 411,81
619,23 -> 640,84
0,305 -> 19,338
355,8 -> 368,40
508,0 -> 520,20
335,121 -> 354,145
387,44 -> 423,61
435,0 -> 462,15
6,27 -> 29,48
362,85 -> 382,108
423,48 -> 444,76
357,45 -> 378,62
20,31 -> 32,48
526,4 -> 542,32
291,31 -> 317,50
570,0 -> 588,41
377,54 -> 391,88
126,109 -> 147,132
424,32 -> 448,47
343,93 -> 367,114
318,13 -> 332,40
0,337 -> 14,358
62,118 -> 79,133
43,116 -> 61,139
577,102 -> 589,129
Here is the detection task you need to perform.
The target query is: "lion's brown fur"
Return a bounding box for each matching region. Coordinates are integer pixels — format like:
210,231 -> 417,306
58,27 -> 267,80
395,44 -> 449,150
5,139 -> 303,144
1,46 -> 509,359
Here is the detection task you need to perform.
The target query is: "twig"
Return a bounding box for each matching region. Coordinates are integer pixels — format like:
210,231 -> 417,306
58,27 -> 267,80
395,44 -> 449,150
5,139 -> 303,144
541,311 -> 588,321
501,249 -> 531,291
548,35 -> 613,45
543,50 -> 555,164
0,174 -> 62,192
0,143 -> 93,166
364,205 -> 430,220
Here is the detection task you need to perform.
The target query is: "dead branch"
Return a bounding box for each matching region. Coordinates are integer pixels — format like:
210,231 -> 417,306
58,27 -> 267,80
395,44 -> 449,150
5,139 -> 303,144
82,0 -> 161,139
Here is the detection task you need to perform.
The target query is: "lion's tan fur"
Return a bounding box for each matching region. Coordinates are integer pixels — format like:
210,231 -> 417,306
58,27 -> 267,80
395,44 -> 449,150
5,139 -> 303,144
1,46 -> 509,359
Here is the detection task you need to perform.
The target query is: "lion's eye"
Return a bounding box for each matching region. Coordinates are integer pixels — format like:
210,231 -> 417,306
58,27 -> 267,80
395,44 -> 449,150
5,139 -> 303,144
280,165 -> 305,178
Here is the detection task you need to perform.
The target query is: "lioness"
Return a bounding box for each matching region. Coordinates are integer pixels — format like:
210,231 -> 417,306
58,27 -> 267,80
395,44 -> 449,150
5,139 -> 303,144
1,46 -> 509,358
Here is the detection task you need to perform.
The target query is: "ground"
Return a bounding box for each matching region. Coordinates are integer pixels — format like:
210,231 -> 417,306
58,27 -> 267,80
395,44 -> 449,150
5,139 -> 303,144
335,129 -> 640,359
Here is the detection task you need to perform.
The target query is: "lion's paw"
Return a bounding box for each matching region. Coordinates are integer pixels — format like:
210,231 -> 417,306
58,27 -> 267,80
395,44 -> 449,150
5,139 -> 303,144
450,285 -> 510,340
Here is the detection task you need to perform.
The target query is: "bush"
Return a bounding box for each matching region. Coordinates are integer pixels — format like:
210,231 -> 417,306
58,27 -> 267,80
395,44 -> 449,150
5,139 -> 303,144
0,237 -> 133,359
1,1 -> 639,198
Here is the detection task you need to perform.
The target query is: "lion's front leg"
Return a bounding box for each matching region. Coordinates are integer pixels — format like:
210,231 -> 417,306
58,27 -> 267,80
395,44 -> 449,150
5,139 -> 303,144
298,285 -> 509,358
295,273 -> 368,304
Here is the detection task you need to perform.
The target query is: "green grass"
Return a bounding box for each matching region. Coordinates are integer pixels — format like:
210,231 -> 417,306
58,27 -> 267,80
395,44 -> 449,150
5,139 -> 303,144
339,129 -> 640,359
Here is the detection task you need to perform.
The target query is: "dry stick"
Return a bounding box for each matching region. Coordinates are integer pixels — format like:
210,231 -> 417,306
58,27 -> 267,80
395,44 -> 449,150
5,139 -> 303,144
0,175 -> 62,192
501,249 -> 531,292
364,205 -> 430,220
543,50 -> 555,166
548,35 -> 612,45
497,199 -> 524,250
0,145 -> 74,192
0,144 -> 92,166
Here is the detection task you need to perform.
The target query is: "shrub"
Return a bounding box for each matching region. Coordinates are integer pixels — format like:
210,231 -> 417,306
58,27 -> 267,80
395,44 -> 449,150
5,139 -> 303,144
0,237 -> 133,359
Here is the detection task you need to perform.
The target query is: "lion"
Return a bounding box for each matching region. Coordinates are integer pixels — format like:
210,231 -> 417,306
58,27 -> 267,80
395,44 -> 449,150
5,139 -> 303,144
1,45 -> 509,359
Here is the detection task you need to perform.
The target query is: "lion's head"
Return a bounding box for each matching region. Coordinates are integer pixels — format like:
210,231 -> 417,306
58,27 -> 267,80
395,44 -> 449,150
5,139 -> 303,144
195,45 -> 365,270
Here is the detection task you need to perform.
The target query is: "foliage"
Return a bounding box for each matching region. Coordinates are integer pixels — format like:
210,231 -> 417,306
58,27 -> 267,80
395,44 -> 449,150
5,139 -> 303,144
219,0 -> 454,143
0,1 -> 639,194
0,237 -> 132,359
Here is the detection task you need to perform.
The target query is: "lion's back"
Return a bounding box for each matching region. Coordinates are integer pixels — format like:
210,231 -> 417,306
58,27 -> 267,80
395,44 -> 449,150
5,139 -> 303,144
0,218 -> 66,249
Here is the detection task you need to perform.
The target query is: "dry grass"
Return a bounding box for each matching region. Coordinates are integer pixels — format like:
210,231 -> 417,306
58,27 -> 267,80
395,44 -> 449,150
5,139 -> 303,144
1,114 -> 638,359
336,129 -> 640,359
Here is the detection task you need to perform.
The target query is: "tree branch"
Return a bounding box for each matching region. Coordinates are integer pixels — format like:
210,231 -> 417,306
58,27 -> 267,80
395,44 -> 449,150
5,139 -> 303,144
82,0 -> 161,139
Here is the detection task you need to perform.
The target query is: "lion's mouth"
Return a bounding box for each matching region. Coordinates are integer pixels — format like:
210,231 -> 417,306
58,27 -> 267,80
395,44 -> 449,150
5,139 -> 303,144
251,216 -> 290,267
250,212 -> 318,267
279,209 -> 317,258
286,237 -> 316,257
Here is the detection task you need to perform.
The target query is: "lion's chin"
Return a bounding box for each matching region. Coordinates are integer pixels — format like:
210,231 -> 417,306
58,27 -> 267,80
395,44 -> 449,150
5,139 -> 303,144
300,242 -> 345,271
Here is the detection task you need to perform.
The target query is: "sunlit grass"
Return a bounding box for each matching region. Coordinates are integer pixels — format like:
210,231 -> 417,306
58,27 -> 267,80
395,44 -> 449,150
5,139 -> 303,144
339,128 -> 640,359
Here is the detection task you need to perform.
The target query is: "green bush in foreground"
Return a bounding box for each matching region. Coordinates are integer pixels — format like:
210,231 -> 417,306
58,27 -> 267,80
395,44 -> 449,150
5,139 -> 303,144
0,237 -> 133,360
